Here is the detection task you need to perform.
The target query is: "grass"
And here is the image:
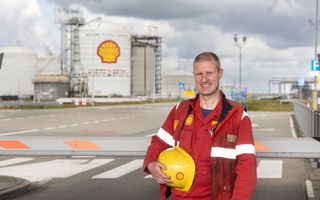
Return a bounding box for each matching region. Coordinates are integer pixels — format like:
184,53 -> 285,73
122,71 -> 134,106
246,100 -> 293,112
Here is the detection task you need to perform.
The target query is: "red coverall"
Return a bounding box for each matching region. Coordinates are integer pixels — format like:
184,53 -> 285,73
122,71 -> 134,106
143,93 -> 257,200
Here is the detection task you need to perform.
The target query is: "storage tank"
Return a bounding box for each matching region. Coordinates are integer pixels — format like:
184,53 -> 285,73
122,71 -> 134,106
37,47 -> 61,75
131,42 -> 156,96
0,45 -> 37,99
79,19 -> 131,97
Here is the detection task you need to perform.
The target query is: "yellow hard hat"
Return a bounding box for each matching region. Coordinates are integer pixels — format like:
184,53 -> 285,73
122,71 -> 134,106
158,146 -> 195,192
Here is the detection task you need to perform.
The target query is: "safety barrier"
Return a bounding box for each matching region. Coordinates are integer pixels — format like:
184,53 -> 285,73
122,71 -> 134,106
71,98 -> 91,106
294,102 -> 320,138
0,136 -> 320,158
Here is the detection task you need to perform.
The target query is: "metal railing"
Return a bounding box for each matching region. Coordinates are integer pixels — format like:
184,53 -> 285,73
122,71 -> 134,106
294,102 -> 320,137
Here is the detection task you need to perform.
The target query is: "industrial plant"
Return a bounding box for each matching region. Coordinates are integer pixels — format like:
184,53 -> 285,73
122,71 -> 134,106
0,8 -> 172,102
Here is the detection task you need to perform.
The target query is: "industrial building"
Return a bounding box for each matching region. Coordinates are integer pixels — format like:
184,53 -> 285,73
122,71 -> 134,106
55,8 -> 161,98
162,69 -> 194,98
0,8 -> 162,101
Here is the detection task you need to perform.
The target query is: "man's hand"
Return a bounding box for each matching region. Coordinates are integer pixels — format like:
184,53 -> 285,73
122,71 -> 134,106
147,161 -> 172,185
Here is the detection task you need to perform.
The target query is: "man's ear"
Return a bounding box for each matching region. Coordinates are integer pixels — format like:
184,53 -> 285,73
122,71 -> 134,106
219,69 -> 223,79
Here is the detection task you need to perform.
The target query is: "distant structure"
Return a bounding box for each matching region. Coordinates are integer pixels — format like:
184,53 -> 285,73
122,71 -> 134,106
54,8 -> 161,98
0,8 -> 162,100
0,44 -> 37,99
131,26 -> 162,96
162,69 -> 194,98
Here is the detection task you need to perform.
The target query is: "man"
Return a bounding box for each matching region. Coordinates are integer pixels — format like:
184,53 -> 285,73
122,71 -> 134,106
143,52 -> 256,200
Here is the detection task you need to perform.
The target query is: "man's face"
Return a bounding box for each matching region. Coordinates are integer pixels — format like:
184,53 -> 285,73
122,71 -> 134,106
193,60 -> 223,98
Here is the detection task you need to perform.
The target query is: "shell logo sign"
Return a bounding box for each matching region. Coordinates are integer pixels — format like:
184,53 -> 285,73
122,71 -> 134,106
97,40 -> 120,64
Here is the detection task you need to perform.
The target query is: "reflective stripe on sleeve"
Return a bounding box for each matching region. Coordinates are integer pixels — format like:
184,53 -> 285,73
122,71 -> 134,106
211,147 -> 236,159
211,144 -> 255,159
236,144 -> 256,156
156,128 -> 174,146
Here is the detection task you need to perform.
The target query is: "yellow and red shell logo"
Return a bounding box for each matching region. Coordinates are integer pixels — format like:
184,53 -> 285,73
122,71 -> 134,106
97,40 -> 120,64
176,172 -> 184,180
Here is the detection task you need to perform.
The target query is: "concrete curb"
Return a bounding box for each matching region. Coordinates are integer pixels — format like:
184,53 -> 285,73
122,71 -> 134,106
0,176 -> 31,200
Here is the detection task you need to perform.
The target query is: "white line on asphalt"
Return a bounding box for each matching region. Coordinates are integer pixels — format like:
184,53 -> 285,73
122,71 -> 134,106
145,133 -> 156,137
252,124 -> 258,127
0,158 -> 34,167
0,129 -> 39,136
71,123 -> 80,127
58,125 -> 67,128
254,128 -> 275,131
144,174 -> 153,178
71,156 -> 97,158
1,119 -> 11,121
257,160 -> 283,178
92,159 -> 143,179
44,127 -> 54,130
289,115 -> 297,138
83,122 -> 91,125
0,159 -> 114,182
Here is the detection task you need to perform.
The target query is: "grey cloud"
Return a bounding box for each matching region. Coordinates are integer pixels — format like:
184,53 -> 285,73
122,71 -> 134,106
48,0 -> 212,20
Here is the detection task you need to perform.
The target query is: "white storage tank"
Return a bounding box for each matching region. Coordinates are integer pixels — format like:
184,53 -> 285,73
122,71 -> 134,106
79,19 -> 131,97
0,45 -> 37,98
37,47 -> 61,75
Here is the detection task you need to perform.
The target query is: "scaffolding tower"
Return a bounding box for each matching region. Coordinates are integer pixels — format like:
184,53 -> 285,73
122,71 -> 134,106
54,8 -> 85,96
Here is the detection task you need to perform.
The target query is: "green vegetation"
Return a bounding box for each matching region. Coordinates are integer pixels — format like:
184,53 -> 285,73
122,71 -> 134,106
246,100 -> 293,112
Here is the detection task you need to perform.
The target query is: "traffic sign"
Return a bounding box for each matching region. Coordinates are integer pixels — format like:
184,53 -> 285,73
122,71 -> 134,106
311,60 -> 320,71
178,82 -> 185,89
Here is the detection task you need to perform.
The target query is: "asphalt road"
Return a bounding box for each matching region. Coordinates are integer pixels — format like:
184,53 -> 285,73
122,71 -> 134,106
0,103 -> 308,199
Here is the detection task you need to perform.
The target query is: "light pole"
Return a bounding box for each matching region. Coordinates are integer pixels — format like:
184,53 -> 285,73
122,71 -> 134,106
309,0 -> 319,110
233,34 -> 247,88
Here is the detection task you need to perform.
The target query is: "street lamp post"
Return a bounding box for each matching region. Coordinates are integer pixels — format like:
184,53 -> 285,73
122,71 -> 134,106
233,34 -> 247,88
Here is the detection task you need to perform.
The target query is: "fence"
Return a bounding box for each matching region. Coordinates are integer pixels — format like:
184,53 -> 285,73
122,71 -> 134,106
294,102 -> 320,138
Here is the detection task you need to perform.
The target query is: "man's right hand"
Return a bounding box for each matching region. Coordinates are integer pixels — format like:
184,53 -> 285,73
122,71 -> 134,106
147,161 -> 172,185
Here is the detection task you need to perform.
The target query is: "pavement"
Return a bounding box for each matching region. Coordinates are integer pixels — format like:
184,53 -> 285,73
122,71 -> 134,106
0,176 -> 31,200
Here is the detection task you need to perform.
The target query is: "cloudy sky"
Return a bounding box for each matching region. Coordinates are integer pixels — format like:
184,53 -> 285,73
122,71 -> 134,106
0,0 -> 318,93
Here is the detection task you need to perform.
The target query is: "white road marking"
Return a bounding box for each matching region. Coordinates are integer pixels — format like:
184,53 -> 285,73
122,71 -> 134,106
253,114 -> 268,117
93,159 -> 143,179
252,124 -> 258,127
83,122 -> 91,125
0,158 -> 34,167
257,160 -> 283,178
145,133 -> 156,137
0,129 -> 39,136
1,119 -> 11,121
254,128 -> 275,131
71,123 -> 80,127
289,115 -> 297,138
0,159 -> 114,182
71,156 -> 97,159
58,125 -> 67,128
44,127 -> 54,130
144,174 -> 153,179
